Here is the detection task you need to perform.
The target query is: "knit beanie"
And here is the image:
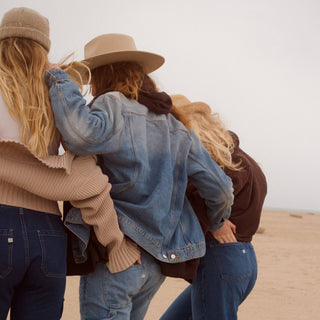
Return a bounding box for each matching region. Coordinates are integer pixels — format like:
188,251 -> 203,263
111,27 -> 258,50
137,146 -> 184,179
0,7 -> 50,52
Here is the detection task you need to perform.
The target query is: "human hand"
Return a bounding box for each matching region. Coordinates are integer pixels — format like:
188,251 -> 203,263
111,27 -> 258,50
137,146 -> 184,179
211,220 -> 237,243
136,256 -> 142,265
47,63 -> 61,70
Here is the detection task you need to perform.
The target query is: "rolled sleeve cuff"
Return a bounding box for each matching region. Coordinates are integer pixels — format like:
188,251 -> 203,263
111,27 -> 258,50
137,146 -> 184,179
107,237 -> 141,273
45,68 -> 70,86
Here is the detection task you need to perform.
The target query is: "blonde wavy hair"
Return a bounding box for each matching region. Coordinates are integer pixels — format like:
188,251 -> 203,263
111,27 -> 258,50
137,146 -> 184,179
91,61 -> 156,99
171,97 -> 240,171
0,37 -> 88,157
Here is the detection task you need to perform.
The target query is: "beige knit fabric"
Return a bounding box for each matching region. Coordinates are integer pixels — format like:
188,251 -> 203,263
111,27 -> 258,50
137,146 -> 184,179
0,138 -> 140,272
0,7 -> 51,52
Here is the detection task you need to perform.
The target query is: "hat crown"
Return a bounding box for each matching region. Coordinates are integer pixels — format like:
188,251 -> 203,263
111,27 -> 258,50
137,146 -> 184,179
81,33 -> 164,74
171,95 -> 192,108
0,7 -> 50,51
85,34 -> 137,60
171,94 -> 211,114
1,7 -> 49,32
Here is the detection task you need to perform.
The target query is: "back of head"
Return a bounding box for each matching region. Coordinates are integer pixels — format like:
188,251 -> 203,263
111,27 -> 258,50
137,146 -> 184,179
91,61 -> 157,99
0,7 -> 57,157
82,33 -> 164,98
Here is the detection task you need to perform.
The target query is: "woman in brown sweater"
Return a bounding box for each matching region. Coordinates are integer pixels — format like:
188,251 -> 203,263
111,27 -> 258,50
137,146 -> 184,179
160,95 -> 267,320
0,8 -> 138,320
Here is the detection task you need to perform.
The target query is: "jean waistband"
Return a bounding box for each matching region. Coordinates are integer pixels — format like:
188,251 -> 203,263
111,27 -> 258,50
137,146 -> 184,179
0,203 -> 61,219
206,239 -> 253,248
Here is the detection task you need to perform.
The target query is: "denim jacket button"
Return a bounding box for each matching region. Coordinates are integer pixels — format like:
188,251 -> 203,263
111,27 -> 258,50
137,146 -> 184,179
162,254 -> 167,259
170,254 -> 176,259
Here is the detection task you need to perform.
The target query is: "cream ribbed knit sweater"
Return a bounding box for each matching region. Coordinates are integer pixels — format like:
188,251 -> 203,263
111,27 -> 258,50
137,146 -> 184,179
0,138 -> 140,273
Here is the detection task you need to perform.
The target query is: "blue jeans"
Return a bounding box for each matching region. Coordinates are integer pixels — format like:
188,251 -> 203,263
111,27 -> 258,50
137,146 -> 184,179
160,240 -> 257,320
0,204 -> 67,320
79,250 -> 165,320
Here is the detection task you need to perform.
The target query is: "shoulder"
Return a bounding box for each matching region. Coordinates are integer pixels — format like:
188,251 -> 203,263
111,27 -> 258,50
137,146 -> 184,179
167,113 -> 192,135
93,92 -> 147,115
94,91 -> 123,107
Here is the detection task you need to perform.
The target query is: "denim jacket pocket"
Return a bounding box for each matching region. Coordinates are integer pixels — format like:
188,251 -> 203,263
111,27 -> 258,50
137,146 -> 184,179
0,229 -> 13,278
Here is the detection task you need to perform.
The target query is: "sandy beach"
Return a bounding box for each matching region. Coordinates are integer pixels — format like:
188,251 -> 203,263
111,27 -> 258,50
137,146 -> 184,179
59,210 -> 320,320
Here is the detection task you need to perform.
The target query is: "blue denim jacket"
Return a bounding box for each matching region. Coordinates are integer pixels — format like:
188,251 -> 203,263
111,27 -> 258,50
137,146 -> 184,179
45,69 -> 233,263
64,207 -> 90,264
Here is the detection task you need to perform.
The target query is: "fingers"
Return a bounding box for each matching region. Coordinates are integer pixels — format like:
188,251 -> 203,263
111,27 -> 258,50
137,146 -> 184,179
214,231 -> 237,244
226,220 -> 237,233
215,236 -> 237,244
47,63 -> 61,70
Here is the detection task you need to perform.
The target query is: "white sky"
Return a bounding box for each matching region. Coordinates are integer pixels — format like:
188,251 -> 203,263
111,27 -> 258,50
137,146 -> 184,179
2,0 -> 320,213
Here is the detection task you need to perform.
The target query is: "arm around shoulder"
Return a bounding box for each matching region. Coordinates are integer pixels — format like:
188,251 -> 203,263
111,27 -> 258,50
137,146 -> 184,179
44,69 -> 123,156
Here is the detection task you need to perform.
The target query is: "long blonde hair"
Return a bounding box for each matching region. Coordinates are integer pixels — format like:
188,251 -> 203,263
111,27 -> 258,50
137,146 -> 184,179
171,104 -> 240,170
0,37 -> 57,157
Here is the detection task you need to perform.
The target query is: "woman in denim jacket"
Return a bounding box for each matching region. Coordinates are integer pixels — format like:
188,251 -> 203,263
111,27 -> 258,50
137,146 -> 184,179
45,33 -> 233,320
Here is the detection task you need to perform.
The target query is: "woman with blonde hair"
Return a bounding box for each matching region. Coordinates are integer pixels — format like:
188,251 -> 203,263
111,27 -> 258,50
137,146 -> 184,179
45,33 -> 234,319
0,8 -> 139,320
160,95 -> 268,320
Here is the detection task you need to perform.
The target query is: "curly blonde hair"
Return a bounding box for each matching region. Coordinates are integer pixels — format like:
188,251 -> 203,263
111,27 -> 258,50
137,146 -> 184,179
171,96 -> 240,171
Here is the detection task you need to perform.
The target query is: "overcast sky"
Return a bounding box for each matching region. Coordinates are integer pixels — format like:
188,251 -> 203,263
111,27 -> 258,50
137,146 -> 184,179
2,0 -> 320,213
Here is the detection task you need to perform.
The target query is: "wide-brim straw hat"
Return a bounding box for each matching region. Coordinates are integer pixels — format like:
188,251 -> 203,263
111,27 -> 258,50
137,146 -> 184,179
171,94 -> 212,114
81,33 -> 165,75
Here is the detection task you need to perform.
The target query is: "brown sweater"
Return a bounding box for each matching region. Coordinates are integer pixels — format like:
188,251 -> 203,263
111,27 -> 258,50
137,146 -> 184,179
0,138 -> 140,273
159,132 -> 267,280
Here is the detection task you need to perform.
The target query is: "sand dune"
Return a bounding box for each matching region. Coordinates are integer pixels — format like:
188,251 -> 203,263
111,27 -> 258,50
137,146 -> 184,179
58,210 -> 320,319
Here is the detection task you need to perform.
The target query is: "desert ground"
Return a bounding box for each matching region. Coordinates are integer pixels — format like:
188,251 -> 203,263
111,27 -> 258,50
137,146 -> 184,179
57,210 -> 320,320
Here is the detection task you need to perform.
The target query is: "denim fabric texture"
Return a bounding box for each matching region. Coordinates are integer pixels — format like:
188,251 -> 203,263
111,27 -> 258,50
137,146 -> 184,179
64,207 -> 91,263
45,69 -> 234,264
79,250 -> 165,320
0,204 -> 67,320
160,240 -> 257,320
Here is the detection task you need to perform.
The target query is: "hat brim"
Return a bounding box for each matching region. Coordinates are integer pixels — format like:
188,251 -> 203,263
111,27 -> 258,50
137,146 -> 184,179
75,50 -> 164,84
179,102 -> 212,115
81,50 -> 164,79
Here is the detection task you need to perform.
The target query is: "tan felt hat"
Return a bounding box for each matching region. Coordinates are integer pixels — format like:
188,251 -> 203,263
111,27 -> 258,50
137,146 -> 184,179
82,33 -> 164,74
171,94 -> 212,114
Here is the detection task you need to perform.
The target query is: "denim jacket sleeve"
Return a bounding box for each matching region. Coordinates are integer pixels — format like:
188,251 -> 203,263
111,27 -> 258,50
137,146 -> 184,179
187,131 -> 234,231
45,69 -> 124,156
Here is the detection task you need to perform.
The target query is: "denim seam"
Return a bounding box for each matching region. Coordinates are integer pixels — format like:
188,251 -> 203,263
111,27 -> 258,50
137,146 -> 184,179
19,208 -> 30,266
163,144 -> 183,246
114,114 -> 139,193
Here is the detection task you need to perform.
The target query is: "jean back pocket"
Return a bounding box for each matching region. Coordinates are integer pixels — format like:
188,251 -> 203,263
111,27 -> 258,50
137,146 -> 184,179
211,242 -> 253,281
38,230 -> 67,278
